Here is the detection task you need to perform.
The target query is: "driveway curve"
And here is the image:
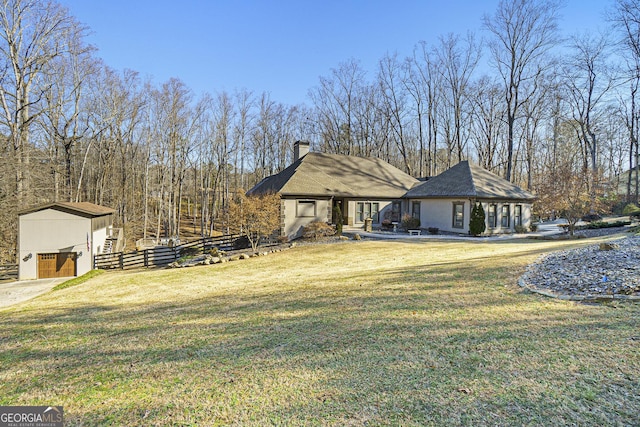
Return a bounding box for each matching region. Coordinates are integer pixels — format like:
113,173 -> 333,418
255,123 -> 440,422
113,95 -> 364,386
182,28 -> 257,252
0,278 -> 67,309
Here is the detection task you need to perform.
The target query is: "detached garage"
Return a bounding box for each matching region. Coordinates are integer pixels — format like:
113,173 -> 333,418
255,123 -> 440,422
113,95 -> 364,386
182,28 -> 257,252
18,202 -> 116,280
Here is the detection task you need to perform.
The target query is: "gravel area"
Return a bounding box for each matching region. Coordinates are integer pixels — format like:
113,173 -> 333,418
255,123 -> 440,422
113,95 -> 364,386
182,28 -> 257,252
521,232 -> 640,299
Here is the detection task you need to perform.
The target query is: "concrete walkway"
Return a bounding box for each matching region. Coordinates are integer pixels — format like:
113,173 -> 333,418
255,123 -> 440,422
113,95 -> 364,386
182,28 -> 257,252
0,277 -> 68,309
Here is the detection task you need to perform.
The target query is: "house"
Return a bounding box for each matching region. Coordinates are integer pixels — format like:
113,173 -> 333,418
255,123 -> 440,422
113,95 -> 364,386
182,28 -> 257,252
404,161 -> 536,234
18,202 -> 121,280
615,167 -> 639,199
248,143 -> 536,239
248,141 -> 420,239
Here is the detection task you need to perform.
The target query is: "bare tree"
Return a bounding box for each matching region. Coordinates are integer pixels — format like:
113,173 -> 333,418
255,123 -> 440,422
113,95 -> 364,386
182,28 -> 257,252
612,0 -> 640,204
412,41 -> 446,176
309,59 -> 366,155
0,0 -> 84,208
469,76 -> 506,171
378,52 -> 413,174
483,0 -> 561,181
563,32 -> 615,207
436,32 -> 481,165
39,27 -> 95,202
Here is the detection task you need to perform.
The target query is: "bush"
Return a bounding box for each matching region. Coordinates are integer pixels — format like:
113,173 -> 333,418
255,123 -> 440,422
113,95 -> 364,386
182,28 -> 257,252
581,213 -> 602,222
530,223 -> 538,232
514,225 -> 528,234
333,205 -> 344,235
428,227 -> 439,235
584,220 -> 631,230
302,221 -> 335,240
233,235 -> 251,250
622,203 -> 640,218
469,203 -> 486,236
401,213 -> 420,230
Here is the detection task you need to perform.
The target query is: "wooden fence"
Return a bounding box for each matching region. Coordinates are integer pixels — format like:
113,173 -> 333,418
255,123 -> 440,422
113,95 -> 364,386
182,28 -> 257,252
94,234 -> 246,270
0,264 -> 18,282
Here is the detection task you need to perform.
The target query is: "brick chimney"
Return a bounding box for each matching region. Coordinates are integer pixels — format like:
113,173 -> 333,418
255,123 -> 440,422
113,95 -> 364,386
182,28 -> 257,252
293,141 -> 310,162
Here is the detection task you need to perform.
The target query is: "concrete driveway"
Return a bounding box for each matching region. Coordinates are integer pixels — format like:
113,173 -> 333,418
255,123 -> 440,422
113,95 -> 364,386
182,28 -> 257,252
0,278 -> 68,309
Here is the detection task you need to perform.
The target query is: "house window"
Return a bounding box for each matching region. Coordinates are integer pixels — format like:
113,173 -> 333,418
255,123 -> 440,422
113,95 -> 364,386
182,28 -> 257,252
297,200 -> 316,217
356,202 -> 380,223
501,205 -> 510,228
514,205 -> 522,227
391,201 -> 401,222
452,202 -> 464,229
411,201 -> 420,219
488,204 -> 497,228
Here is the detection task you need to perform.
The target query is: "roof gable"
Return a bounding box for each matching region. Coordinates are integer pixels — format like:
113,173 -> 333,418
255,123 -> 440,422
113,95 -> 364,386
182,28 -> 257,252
405,161 -> 536,201
19,202 -> 116,218
248,152 -> 419,198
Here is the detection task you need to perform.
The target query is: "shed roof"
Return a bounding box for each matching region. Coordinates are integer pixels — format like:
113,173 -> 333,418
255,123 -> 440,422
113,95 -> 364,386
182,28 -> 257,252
19,202 -> 116,218
405,161 -> 536,201
248,152 -> 419,199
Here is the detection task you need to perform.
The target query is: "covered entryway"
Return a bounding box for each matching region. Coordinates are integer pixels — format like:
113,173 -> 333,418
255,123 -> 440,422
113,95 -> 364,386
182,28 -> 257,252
37,253 -> 76,279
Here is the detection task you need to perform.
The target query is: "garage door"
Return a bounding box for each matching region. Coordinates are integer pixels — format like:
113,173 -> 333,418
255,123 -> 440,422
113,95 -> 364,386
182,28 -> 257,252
38,253 -> 76,279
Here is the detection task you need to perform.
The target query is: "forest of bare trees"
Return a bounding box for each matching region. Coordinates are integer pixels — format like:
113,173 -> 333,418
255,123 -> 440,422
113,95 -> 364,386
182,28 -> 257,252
1,0 -> 639,263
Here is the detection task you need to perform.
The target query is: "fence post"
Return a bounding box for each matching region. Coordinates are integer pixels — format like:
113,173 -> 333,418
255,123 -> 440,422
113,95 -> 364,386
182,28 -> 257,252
144,250 -> 149,268
119,252 -> 124,270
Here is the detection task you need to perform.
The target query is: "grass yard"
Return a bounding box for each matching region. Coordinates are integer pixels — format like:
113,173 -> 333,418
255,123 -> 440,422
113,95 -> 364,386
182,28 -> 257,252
1,237 -> 638,426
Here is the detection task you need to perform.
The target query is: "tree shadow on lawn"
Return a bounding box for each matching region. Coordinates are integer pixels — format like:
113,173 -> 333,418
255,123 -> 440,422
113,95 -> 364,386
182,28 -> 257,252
1,260 -> 638,425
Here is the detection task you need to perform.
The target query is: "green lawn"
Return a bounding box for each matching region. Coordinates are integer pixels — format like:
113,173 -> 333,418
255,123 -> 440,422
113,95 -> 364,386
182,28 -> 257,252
1,237 -> 638,426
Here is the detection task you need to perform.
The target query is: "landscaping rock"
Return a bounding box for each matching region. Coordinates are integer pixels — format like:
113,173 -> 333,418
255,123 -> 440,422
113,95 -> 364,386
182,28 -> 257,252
240,253 -> 251,260
353,234 -> 361,240
229,255 -> 241,261
521,236 -> 640,298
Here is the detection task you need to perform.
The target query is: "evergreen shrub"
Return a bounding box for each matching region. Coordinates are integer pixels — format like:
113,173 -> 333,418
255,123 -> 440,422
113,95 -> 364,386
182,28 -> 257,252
469,203 -> 486,236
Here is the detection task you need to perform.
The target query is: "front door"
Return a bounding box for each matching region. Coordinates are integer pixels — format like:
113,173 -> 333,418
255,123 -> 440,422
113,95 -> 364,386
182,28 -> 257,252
38,253 -> 77,278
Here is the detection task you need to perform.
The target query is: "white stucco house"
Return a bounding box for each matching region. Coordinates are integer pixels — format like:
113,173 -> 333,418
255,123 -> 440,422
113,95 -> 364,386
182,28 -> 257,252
248,142 -> 420,239
18,202 -> 119,280
247,142 -> 536,239
404,161 -> 536,234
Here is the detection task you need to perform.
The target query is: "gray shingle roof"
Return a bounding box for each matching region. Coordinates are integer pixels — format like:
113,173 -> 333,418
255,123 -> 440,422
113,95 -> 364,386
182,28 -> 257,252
248,152 -> 419,198
405,161 -> 536,201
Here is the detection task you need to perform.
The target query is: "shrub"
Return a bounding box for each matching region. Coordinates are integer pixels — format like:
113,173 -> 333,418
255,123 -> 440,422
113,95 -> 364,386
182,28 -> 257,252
180,246 -> 201,258
428,227 -> 439,235
514,225 -> 528,234
302,221 -> 335,240
581,213 -> 602,222
622,203 -> 640,218
469,203 -> 486,236
530,223 -> 538,232
401,213 -> 420,230
333,205 -> 344,235
584,220 -> 631,229
233,235 -> 251,250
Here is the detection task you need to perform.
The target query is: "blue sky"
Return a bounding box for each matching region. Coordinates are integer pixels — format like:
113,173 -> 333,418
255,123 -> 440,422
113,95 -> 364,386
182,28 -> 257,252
60,0 -> 611,106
